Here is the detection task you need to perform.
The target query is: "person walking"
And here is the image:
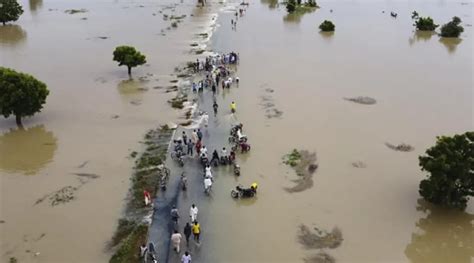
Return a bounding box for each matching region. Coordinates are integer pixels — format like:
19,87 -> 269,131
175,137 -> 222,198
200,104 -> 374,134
197,129 -> 203,141
190,204 -> 198,222
192,221 -> 201,243
187,139 -> 194,156
182,131 -> 188,145
171,205 -> 179,225
230,101 -> 236,113
192,130 -> 198,143
171,230 -> 182,253
184,223 -> 192,246
196,140 -> 202,156
181,251 -> 192,263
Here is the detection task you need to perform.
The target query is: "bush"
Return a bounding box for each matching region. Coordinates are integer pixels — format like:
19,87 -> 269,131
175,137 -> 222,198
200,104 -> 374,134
440,16 -> 464,38
0,67 -> 49,127
418,132 -> 474,210
414,16 -> 438,31
0,0 -> 23,25
286,0 -> 296,13
319,20 -> 335,32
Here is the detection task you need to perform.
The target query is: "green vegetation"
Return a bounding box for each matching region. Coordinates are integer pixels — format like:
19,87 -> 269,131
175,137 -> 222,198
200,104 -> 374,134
286,0 -> 318,14
0,0 -> 23,25
283,149 -> 302,167
411,11 -> 419,19
0,67 -> 49,127
64,9 -> 87,14
113,46 -> 147,77
414,16 -> 438,31
110,219 -> 137,247
418,132 -> 474,210
110,126 -> 173,262
440,16 -> 464,38
168,95 -> 188,109
109,224 -> 148,263
319,20 -> 335,32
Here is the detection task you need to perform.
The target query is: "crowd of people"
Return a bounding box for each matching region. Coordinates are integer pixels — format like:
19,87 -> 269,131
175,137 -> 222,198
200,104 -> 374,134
141,7 -> 255,261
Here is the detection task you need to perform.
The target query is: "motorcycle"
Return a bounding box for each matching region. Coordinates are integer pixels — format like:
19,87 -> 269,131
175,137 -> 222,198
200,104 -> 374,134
231,184 -> 257,198
170,150 -> 184,167
233,163 -> 240,176
180,173 -> 188,191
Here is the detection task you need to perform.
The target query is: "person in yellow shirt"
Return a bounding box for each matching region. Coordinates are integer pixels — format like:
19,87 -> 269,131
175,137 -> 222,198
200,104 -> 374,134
230,101 -> 236,113
192,221 -> 201,243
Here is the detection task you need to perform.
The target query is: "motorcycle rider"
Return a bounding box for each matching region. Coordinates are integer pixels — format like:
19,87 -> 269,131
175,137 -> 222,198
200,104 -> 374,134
204,177 -> 213,194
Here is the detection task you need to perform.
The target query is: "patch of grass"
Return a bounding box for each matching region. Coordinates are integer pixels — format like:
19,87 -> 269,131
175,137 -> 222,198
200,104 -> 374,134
283,149 -> 302,167
195,49 -> 205,55
130,151 -> 138,158
110,224 -> 148,263
168,95 -> 188,109
64,8 -> 88,14
170,14 -> 186,20
110,219 -> 138,248
171,22 -> 178,28
9,257 -> 18,263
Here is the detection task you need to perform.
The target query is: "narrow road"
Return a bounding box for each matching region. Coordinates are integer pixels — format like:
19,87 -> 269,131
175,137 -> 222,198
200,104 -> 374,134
148,78 -> 241,262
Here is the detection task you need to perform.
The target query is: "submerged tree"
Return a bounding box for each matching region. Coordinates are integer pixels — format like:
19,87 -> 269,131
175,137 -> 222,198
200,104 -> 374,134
0,0 -> 24,25
286,0 -> 296,13
414,16 -> 438,31
440,16 -> 464,38
411,11 -> 419,19
418,132 -> 474,210
113,46 -> 147,77
0,67 -> 49,127
319,20 -> 335,32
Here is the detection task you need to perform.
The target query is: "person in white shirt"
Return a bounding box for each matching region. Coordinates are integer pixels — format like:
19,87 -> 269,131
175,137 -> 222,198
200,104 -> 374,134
204,177 -> 212,193
171,230 -> 182,253
202,113 -> 209,128
205,165 -> 212,177
190,204 -> 198,222
181,251 -> 192,263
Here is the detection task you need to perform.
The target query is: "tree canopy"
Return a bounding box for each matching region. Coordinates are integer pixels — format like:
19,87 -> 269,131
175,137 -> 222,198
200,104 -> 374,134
418,132 -> 474,210
440,16 -> 464,38
113,46 -> 147,76
414,16 -> 438,31
319,20 -> 335,32
0,67 -> 49,127
0,0 -> 24,25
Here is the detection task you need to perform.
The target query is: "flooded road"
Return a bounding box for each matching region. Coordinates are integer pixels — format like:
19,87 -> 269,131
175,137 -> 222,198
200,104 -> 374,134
1,0 -> 473,262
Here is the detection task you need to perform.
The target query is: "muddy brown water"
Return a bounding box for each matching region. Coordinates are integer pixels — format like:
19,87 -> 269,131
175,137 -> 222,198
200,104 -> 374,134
1,0 -> 473,262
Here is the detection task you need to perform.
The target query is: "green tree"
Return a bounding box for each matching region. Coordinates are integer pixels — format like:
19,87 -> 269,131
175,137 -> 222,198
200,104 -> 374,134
286,0 -> 296,13
319,20 -> 335,32
418,132 -> 474,210
414,16 -> 438,31
0,0 -> 24,25
440,16 -> 464,38
113,46 -> 147,77
0,67 -> 49,127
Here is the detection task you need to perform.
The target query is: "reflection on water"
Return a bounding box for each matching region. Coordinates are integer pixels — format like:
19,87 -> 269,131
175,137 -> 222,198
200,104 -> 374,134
29,0 -> 43,13
0,125 -> 57,175
439,37 -> 462,54
261,0 -> 279,9
0,25 -> 27,46
319,31 -> 334,40
405,200 -> 474,263
117,79 -> 148,104
408,31 -> 435,46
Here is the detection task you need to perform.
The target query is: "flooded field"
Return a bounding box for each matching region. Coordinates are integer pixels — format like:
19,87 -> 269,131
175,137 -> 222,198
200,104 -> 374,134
1,0 -> 473,262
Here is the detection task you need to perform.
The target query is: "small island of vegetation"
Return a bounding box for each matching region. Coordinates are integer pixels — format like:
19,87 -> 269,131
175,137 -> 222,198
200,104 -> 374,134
319,20 -> 335,32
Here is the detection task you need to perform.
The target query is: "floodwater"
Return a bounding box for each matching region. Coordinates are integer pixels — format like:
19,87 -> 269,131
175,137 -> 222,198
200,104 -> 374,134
0,0 -> 473,262
0,0 -> 218,261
